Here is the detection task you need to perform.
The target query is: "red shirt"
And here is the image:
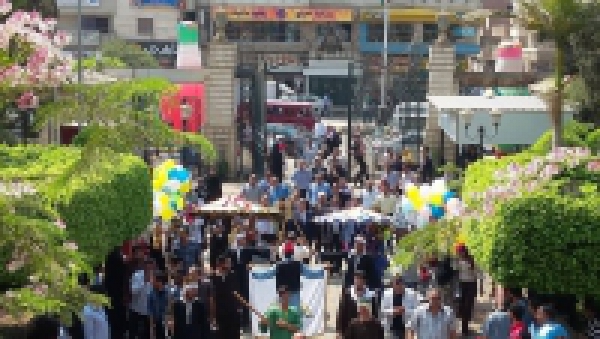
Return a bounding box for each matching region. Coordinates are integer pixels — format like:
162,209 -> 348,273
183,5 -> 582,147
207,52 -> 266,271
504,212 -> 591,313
510,321 -> 526,339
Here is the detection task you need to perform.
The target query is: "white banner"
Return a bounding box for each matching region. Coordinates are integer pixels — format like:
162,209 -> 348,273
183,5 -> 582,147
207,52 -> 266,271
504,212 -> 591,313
249,265 -> 327,337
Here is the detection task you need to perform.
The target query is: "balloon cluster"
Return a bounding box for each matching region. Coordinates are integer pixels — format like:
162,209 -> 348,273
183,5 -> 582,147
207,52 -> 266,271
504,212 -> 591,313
152,159 -> 191,221
401,179 -> 463,227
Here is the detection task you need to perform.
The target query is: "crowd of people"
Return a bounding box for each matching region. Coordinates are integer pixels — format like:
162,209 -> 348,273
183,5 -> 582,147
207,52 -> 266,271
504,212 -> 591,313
24,122 -> 600,339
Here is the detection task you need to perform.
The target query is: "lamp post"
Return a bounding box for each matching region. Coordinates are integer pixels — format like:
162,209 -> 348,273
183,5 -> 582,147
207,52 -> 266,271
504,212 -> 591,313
461,108 -> 502,157
180,99 -> 193,133
347,61 -> 354,181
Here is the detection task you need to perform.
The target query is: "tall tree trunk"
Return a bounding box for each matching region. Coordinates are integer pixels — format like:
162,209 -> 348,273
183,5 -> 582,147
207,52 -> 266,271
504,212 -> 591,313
551,46 -> 566,149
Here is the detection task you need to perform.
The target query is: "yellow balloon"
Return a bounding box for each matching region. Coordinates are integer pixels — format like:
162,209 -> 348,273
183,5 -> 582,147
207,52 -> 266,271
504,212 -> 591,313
161,208 -> 174,221
180,181 -> 191,193
176,197 -> 184,210
406,186 -> 418,198
159,194 -> 169,208
411,196 -> 424,211
430,193 -> 443,206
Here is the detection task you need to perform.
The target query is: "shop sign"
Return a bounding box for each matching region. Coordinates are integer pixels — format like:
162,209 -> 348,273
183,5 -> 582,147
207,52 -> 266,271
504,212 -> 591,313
133,41 -> 177,68
214,6 -> 352,22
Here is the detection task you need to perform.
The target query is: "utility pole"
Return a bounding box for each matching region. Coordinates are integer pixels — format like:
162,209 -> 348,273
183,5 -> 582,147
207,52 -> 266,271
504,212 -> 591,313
347,61 -> 353,181
77,0 -> 83,85
379,0 -> 389,126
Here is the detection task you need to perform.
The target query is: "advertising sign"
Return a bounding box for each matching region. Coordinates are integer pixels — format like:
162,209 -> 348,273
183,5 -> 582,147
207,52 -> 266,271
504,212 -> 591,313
177,22 -> 202,69
134,41 -> 177,68
214,6 -> 352,22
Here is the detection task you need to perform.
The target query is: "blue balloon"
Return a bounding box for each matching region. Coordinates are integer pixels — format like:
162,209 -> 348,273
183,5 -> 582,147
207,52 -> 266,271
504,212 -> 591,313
402,200 -> 414,213
443,191 -> 456,204
167,168 -> 179,180
431,205 -> 445,219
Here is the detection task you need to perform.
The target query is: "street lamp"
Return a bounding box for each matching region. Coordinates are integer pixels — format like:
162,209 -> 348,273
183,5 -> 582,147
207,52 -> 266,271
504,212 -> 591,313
461,108 -> 502,157
180,99 -> 193,132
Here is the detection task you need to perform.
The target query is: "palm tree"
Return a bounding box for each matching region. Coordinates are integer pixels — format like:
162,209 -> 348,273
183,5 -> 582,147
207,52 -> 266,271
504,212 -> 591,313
517,0 -> 592,148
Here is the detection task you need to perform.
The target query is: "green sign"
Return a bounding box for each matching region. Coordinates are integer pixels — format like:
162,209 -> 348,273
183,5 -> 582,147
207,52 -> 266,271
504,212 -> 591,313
177,22 -> 198,45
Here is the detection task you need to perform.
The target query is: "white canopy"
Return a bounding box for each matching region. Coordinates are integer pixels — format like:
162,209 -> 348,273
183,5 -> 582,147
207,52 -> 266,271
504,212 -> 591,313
427,95 -> 572,112
313,207 -> 391,224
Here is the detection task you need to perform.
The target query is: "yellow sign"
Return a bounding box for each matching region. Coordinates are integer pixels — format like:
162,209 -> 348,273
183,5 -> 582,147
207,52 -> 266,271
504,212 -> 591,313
285,8 -> 353,22
360,8 -> 455,23
214,6 -> 353,22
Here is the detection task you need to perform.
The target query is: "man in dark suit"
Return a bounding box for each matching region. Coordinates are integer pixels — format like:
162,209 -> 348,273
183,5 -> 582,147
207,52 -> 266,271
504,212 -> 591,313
210,255 -> 242,339
104,245 -> 129,339
205,167 -> 222,202
344,236 -> 378,291
209,223 -> 228,270
172,286 -> 210,339
276,243 -> 302,308
336,271 -> 378,337
228,233 -> 255,330
270,141 -> 285,183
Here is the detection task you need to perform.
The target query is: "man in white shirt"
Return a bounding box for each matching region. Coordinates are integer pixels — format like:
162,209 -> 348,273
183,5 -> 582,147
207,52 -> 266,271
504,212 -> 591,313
380,276 -> 421,338
83,285 -> 110,339
407,288 -> 457,339
129,259 -> 154,339
361,180 -> 381,209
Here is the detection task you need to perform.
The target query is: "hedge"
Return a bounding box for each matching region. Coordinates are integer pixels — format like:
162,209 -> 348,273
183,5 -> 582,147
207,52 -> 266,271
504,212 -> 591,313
486,192 -> 600,295
0,145 -> 152,265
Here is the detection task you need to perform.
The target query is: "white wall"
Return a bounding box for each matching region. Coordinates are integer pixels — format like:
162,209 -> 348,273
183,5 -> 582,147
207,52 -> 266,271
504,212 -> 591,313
438,109 -> 574,145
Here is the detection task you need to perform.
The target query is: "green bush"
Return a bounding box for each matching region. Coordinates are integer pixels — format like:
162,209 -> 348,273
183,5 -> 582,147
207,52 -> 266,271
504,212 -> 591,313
0,145 -> 152,264
487,192 -> 600,295
528,121 -> 599,155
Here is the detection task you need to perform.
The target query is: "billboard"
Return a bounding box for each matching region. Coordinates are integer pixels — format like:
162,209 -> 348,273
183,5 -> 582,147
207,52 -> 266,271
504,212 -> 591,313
213,6 -> 353,22
176,22 -> 202,69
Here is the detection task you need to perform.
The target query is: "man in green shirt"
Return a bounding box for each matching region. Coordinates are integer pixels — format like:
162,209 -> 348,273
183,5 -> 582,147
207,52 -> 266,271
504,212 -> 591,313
259,285 -> 303,339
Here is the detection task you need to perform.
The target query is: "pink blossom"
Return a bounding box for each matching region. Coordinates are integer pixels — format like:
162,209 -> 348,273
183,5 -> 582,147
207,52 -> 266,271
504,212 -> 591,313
587,161 -> 600,172
54,219 -> 66,230
64,242 -> 78,251
16,91 -> 39,109
0,0 -> 11,14
6,260 -> 24,272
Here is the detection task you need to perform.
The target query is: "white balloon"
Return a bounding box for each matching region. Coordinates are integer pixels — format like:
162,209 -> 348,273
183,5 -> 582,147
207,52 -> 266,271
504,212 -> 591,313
166,179 -> 180,191
419,184 -> 432,200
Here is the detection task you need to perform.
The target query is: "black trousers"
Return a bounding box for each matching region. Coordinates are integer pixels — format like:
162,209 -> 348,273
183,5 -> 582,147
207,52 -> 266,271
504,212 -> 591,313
107,298 -> 127,339
129,311 -> 150,339
153,319 -> 166,339
458,281 -> 477,335
391,328 -> 406,339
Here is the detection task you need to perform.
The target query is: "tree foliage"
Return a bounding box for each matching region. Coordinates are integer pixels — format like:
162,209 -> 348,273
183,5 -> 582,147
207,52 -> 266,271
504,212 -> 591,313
517,0 -> 594,147
0,0 -> 214,321
100,38 -> 160,69
461,146 -> 599,295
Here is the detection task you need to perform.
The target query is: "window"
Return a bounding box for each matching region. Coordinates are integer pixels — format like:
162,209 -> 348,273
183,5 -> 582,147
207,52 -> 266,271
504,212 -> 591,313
367,23 -> 383,42
225,22 -> 243,41
390,23 -> 413,42
137,18 -> 154,36
423,23 -> 438,43
81,16 -> 111,33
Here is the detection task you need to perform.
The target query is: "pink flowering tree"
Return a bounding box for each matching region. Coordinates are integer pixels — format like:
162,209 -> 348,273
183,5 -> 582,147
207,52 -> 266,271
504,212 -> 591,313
0,0 -> 213,322
462,147 -> 600,295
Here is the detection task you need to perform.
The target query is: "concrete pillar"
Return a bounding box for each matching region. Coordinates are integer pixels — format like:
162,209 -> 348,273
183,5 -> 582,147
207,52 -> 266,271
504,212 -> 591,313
426,41 -> 457,165
204,42 -> 238,178
413,23 -> 423,43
